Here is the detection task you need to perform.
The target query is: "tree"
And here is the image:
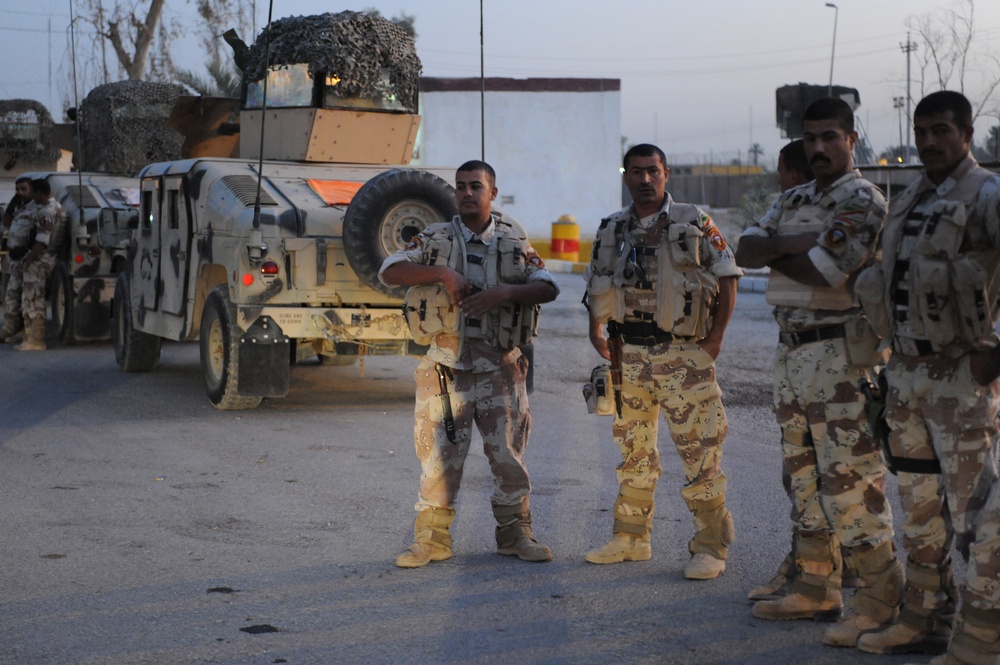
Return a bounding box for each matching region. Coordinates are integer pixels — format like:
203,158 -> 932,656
905,0 -> 1000,125
76,0 -> 177,82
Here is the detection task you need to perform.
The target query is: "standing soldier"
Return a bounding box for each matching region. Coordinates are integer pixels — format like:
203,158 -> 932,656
380,160 -> 559,568
1,178 -> 37,344
16,178 -> 64,351
735,97 -> 900,648
584,143 -> 741,580
854,90 -> 1000,662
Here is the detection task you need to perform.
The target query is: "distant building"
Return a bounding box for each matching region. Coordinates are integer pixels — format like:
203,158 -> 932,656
416,77 -> 621,238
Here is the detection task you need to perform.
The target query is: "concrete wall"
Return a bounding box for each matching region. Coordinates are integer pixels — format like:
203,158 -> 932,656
415,78 -> 622,240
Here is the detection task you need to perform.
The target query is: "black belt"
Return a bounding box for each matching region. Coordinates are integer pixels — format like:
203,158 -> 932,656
778,324 -> 847,346
608,320 -> 684,346
892,337 -> 937,357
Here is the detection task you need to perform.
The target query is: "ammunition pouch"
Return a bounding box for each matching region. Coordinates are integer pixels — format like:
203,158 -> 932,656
403,285 -> 459,345
583,364 -> 615,415
844,315 -> 889,368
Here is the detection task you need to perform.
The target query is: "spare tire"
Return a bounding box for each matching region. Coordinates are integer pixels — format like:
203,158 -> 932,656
343,169 -> 457,298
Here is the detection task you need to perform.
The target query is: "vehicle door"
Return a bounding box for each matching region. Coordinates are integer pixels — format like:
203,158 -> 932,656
158,175 -> 191,317
134,176 -> 161,315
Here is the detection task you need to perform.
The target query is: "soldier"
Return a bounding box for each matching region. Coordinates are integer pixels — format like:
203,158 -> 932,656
380,160 -> 559,568
16,178 -> 64,351
583,143 -> 742,580
1,178 -> 36,344
735,97 -> 900,648
853,90 -> 1000,662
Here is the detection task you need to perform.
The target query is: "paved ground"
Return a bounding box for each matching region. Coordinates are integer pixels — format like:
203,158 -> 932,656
0,271 -> 938,665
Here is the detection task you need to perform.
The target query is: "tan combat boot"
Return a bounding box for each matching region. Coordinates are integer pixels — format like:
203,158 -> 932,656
858,557 -> 955,655
748,549 -> 795,601
942,605 -> 1000,665
395,507 -> 456,568
493,498 -> 552,562
682,479 -> 734,580
0,313 -> 23,343
585,484 -> 654,564
824,541 -> 903,647
753,530 -> 843,621
14,315 -> 46,351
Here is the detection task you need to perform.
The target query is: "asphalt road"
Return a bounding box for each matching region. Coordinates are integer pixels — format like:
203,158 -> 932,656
0,272 -> 932,665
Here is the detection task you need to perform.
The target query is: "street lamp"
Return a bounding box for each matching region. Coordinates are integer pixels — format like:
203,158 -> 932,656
826,3 -> 838,96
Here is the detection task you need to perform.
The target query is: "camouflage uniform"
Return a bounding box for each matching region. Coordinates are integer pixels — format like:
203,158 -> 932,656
23,198 -> 63,309
855,154 -> 1000,658
2,201 -> 35,331
584,194 -> 742,573
742,170 -> 901,640
380,214 -> 557,562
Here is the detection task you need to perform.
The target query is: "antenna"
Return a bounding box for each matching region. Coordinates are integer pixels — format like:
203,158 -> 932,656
250,0 -> 275,242
69,0 -> 84,228
480,0 -> 485,161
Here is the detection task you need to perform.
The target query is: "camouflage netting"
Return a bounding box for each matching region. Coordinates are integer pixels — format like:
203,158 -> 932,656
79,80 -> 187,176
243,11 -> 422,112
0,99 -> 60,171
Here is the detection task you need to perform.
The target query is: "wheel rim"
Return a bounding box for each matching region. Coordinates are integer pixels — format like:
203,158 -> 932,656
206,317 -> 226,385
378,200 -> 440,255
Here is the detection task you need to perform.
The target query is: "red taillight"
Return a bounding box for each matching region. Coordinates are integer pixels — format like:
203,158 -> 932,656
260,261 -> 279,276
74,254 -> 84,264
241,273 -> 254,286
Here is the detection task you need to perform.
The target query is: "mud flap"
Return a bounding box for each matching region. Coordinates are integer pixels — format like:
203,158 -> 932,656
238,315 -> 291,397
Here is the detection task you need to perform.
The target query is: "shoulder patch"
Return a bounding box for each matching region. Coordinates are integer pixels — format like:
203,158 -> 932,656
707,226 -> 727,251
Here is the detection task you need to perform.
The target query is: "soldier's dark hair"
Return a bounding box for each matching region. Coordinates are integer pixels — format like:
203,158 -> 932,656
15,176 -> 31,185
914,90 -> 973,130
623,143 -> 667,171
779,139 -> 813,180
457,160 -> 496,187
803,97 -> 855,134
30,178 -> 50,195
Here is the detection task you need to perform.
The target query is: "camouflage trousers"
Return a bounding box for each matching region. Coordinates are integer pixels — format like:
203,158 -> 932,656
411,354 -> 532,511
22,254 -> 55,320
612,339 -> 728,502
965,478 -> 1000,609
886,353 -> 1000,609
774,337 -> 893,547
3,258 -> 23,316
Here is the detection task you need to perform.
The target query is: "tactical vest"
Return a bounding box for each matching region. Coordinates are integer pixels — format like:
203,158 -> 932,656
765,177 -> 865,311
402,216 -> 539,350
586,203 -> 719,339
856,162 -> 999,352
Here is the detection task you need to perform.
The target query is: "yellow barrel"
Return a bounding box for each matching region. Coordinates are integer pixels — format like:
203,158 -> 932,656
551,214 -> 580,262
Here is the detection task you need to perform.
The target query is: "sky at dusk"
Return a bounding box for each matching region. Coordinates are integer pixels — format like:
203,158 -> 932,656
3,0 -> 1000,169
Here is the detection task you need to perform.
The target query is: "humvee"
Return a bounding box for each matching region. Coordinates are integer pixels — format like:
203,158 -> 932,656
12,172 -> 138,344
112,11 -> 459,409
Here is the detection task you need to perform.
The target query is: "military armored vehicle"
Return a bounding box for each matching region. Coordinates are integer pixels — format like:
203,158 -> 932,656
112,11 -> 458,409
30,172 -> 139,344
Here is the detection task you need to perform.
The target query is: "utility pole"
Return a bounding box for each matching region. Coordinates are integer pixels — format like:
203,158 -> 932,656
893,96 -> 905,162
900,32 -> 918,163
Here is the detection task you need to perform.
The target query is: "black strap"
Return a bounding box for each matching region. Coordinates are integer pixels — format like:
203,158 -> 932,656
778,324 -> 847,346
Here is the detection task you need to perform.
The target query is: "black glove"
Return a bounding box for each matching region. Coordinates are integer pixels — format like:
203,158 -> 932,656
8,246 -> 27,260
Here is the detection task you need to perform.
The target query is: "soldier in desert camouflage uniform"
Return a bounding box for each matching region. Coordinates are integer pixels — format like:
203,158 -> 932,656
380,160 -> 558,568
584,143 -> 742,580
16,178 -> 64,351
0,178 -> 35,344
854,91 -> 1000,664
736,98 -> 900,648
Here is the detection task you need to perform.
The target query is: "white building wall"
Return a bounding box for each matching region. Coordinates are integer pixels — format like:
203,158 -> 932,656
414,79 -> 622,240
